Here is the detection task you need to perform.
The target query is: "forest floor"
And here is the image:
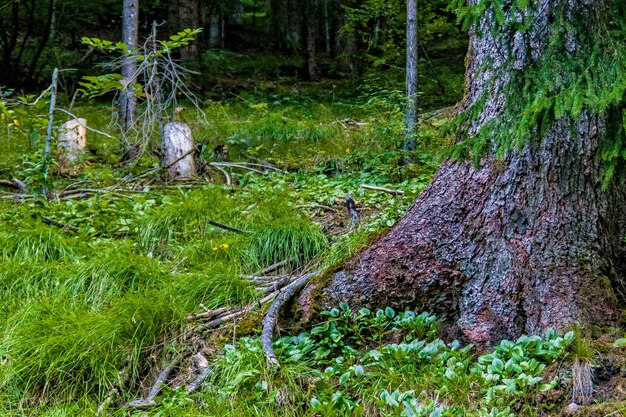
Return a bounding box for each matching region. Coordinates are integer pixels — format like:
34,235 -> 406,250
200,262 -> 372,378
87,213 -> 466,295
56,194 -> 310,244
1,47 -> 626,416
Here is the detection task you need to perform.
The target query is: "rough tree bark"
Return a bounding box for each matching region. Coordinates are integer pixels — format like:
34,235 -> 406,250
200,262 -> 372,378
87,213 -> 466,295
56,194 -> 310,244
312,0 -> 626,347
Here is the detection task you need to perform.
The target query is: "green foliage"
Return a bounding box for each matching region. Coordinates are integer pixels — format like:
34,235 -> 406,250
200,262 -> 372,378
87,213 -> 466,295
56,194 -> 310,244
342,0 -> 459,69
183,305 -> 573,417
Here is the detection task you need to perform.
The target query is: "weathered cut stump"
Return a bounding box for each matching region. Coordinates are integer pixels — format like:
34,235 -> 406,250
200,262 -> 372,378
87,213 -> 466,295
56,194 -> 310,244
57,118 -> 87,175
161,122 -> 196,181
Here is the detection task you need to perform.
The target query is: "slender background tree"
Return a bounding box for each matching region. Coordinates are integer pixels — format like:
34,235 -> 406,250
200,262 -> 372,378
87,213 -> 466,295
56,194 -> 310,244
119,0 -> 138,148
403,0 -> 418,161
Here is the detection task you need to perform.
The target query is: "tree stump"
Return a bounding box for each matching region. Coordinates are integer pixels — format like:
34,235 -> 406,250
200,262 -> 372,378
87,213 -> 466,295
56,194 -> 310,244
57,118 -> 87,175
161,122 -> 196,181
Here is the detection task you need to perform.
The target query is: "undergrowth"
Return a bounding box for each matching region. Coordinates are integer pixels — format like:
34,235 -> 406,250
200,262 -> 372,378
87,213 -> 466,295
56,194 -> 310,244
1,305 -> 578,417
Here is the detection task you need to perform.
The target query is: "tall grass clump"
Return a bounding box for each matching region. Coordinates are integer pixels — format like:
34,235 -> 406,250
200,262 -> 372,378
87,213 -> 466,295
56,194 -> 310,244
239,112 -> 334,145
0,225 -> 80,262
140,187 -> 237,256
59,246 -> 167,307
0,260 -> 60,314
245,203 -> 328,269
167,263 -> 257,312
0,291 -> 185,404
0,258 -> 258,406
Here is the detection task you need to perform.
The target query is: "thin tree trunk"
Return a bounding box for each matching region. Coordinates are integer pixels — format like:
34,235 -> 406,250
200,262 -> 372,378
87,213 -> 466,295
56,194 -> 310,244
303,0 -> 318,80
43,67 -> 58,189
232,0 -> 244,25
403,0 -> 418,160
26,0 -> 55,84
287,0 -> 300,48
307,0 -> 626,348
4,0 -> 20,72
120,0 -> 139,147
178,0 -> 200,60
168,0 -> 180,34
323,0 -> 330,54
209,10 -> 220,48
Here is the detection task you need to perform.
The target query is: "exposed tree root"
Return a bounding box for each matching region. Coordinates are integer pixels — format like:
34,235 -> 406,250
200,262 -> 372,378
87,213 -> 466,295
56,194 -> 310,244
186,353 -> 210,394
261,272 -> 317,367
125,356 -> 182,410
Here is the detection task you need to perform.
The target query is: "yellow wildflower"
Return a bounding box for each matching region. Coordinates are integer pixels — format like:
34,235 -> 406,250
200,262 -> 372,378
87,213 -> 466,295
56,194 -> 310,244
220,243 -> 229,249
213,247 -> 219,251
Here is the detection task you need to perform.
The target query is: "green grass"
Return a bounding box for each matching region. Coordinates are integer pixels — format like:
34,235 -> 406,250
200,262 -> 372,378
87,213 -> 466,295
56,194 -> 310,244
0,225 -> 80,262
139,187 -> 238,256
0,291 -> 182,403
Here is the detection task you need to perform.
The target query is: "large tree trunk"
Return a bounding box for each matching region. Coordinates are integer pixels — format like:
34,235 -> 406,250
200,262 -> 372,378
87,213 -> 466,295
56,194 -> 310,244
314,0 -> 626,347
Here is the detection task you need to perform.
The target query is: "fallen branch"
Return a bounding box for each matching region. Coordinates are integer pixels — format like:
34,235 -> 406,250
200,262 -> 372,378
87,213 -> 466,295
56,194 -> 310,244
210,162 -> 264,174
0,178 -> 27,192
258,260 -> 290,276
54,108 -> 117,139
245,155 -> 284,172
247,275 -> 287,284
96,367 -> 129,417
40,215 -> 79,232
259,275 -> 296,294
0,193 -> 33,200
261,272 -> 317,367
96,387 -> 118,417
296,204 -> 338,212
211,164 -> 232,186
360,184 -> 404,195
194,291 -> 278,332
186,306 -> 228,322
207,219 -> 251,235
